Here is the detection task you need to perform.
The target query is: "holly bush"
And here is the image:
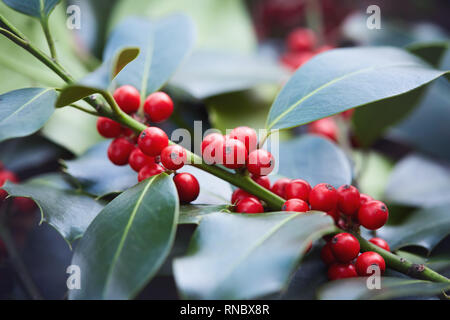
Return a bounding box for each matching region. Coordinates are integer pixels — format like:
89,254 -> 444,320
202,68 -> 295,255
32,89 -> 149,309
0,0 -> 449,300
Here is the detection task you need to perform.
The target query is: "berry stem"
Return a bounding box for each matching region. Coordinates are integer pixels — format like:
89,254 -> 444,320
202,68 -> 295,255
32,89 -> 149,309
40,17 -> 58,61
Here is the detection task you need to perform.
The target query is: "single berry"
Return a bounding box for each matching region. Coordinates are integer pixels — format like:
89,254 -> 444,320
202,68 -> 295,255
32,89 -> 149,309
113,85 -> 140,114
251,175 -> 271,189
160,145 -> 187,170
173,173 -> 200,203
308,118 -> 338,142
369,237 -> 390,252
96,117 -> 122,138
309,183 -> 338,212
129,148 -> 155,172
247,149 -> 274,176
330,233 -> 360,262
138,163 -> 165,182
327,262 -> 357,280
271,178 -> 291,199
285,179 -> 311,201
201,133 -> 225,164
13,197 -> 36,213
138,127 -> 169,156
355,252 -> 386,276
143,92 -> 174,123
236,197 -> 264,214
107,138 -> 135,166
286,27 -> 316,52
358,200 -> 389,230
229,126 -> 258,153
282,199 -> 309,212
337,185 -> 360,216
321,242 -> 336,265
231,188 -> 257,205
219,138 -> 248,169
359,193 -> 373,206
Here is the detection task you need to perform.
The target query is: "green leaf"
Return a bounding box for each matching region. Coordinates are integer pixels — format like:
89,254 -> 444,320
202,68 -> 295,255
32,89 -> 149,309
378,205 -> 450,252
385,154 -> 450,208
173,212 -> 335,299
111,47 -> 140,80
0,88 -> 56,142
2,0 -> 61,18
179,204 -> 229,225
69,174 -> 179,299
318,277 -> 450,300
407,41 -> 450,68
2,173 -> 104,244
266,47 -> 449,131
55,85 -> 104,108
275,135 -> 352,188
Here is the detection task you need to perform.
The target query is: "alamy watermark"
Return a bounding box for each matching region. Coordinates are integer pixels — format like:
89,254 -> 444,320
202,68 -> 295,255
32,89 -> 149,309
66,5 -> 81,30
366,5 -> 381,30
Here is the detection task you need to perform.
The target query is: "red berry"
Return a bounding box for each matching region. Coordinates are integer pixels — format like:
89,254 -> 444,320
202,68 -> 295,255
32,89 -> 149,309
359,193 -> 373,206
138,127 -> 169,156
285,179 -> 311,201
308,118 -> 338,142
160,145 -> 187,170
219,138 -> 248,169
271,178 -> 291,199
143,92 -> 174,123
236,197 -> 264,214
247,149 -> 274,176
13,197 -> 36,213
251,175 -> 271,189
113,85 -> 140,114
330,233 -> 360,262
201,133 -> 225,164
286,27 -> 316,52
369,237 -> 390,252
96,117 -> 122,138
327,262 -> 357,280
337,185 -> 360,216
321,242 -> 336,265
138,163 -> 165,182
173,173 -> 200,203
229,126 -> 258,154
129,148 -> 155,172
107,138 -> 134,166
280,51 -> 315,70
309,183 -> 338,212
231,188 -> 257,205
326,208 -> 340,222
0,171 -> 19,202
358,200 -> 389,230
282,199 -> 309,212
355,252 -> 386,276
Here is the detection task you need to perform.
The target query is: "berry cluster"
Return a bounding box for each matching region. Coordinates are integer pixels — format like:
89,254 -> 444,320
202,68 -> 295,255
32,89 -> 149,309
96,85 -> 199,203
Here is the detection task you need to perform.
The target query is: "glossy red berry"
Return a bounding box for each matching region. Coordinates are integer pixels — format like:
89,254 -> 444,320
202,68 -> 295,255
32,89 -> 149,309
96,117 -> 122,138
201,133 -> 225,164
129,148 -> 155,172
113,85 -> 140,114
369,237 -> 390,252
160,145 -> 187,170
138,163 -> 165,182
330,233 -> 360,262
285,179 -> 311,202
107,138 -> 135,166
337,185 -> 360,216
327,262 -> 357,280
143,92 -> 174,123
286,28 -> 316,52
355,251 -> 386,276
309,183 -> 338,212
308,118 -> 338,142
358,200 -> 389,230
247,149 -> 274,176
236,197 -> 264,214
231,189 -> 257,205
219,138 -> 248,169
138,127 -> 169,157
321,242 -> 336,265
229,126 -> 258,154
359,193 -> 373,206
173,173 -> 200,203
282,199 -> 309,212
271,178 -> 291,199
251,175 -> 271,189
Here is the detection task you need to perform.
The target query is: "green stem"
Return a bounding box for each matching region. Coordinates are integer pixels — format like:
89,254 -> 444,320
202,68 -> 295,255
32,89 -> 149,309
40,17 -> 58,61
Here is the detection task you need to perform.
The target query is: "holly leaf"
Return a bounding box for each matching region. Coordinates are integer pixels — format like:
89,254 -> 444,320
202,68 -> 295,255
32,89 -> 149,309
173,212 -> 335,299
179,204 -> 229,225
69,174 -> 179,299
2,0 -> 61,18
